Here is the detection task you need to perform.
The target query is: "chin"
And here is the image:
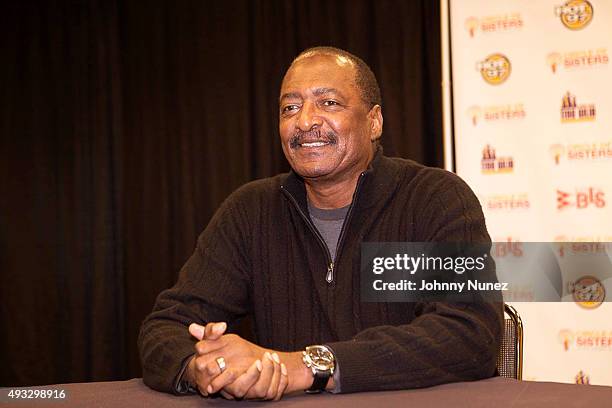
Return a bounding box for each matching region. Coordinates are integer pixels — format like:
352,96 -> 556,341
292,164 -> 334,180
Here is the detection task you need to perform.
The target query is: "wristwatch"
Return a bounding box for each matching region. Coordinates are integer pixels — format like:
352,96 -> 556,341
302,345 -> 336,393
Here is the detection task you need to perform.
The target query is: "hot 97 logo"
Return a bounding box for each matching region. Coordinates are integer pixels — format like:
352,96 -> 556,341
555,0 -> 594,30
476,54 -> 511,85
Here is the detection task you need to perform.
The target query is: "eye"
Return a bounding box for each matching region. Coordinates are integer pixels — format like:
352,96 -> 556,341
282,104 -> 299,114
323,100 -> 339,106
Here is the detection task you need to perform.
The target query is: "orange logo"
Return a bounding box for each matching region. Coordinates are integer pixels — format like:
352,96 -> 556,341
558,329 -> 575,351
467,106 -> 482,125
547,52 -> 563,73
550,144 -> 565,165
465,17 -> 479,38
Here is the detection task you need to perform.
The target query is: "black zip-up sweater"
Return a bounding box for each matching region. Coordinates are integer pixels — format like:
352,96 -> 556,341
138,149 -> 503,394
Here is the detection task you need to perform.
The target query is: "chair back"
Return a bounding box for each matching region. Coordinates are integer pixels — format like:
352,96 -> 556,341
496,304 -> 524,380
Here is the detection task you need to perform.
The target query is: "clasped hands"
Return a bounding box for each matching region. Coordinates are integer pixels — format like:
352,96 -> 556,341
185,322 -> 309,401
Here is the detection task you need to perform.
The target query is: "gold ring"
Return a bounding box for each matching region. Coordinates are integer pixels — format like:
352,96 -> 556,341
216,357 -> 226,373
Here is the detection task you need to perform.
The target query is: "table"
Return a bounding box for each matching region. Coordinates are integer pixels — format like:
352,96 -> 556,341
2,376 -> 612,407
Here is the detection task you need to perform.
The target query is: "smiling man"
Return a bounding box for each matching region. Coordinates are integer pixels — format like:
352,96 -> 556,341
139,47 -> 503,401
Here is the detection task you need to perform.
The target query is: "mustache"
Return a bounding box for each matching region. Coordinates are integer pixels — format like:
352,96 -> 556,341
289,129 -> 338,149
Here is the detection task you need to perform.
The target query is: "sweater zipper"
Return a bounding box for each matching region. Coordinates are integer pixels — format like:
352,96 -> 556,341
330,172 -> 366,283
281,188 -> 334,281
281,171 -> 366,285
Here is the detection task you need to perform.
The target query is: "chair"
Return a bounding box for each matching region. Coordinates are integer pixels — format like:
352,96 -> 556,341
496,304 -> 524,380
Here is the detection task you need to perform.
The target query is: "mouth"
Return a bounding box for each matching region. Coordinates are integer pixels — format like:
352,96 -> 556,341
289,129 -> 338,150
298,141 -> 332,148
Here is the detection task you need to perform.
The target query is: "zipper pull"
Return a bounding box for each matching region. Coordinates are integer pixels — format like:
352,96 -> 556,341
326,262 -> 334,283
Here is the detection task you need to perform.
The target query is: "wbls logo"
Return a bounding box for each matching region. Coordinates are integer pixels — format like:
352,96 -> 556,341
556,188 -> 605,210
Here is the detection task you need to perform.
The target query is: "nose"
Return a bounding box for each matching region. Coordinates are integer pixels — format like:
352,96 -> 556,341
296,101 -> 323,131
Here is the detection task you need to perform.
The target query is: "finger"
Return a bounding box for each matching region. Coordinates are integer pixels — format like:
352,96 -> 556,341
247,352 -> 275,399
206,368 -> 238,395
204,322 -> 227,340
193,356 -> 225,395
265,353 -> 281,400
273,363 -> 289,401
219,390 -> 235,400
189,323 -> 205,340
194,338 -> 225,356
223,359 -> 262,399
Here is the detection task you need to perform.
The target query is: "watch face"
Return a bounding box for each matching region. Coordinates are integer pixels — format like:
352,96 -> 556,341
306,346 -> 335,371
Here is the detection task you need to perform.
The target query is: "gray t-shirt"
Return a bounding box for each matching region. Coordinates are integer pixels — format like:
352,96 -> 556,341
307,201 -> 350,261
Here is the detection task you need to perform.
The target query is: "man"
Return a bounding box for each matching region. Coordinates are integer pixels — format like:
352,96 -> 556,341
138,46 -> 503,401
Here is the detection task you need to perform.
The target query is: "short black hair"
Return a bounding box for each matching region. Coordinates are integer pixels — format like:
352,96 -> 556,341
291,46 -> 382,109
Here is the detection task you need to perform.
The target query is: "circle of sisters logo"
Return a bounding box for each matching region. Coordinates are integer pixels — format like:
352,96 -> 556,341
569,275 -> 605,309
477,54 -> 511,85
555,0 -> 594,30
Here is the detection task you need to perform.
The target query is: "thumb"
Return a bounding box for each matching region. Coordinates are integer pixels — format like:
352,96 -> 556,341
188,323 -> 205,340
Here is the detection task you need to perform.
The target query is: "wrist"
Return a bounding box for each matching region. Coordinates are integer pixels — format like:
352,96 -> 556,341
278,351 -> 313,393
184,355 -> 197,385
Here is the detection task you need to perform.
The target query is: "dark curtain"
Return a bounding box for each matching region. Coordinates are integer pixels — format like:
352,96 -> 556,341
0,0 -> 441,386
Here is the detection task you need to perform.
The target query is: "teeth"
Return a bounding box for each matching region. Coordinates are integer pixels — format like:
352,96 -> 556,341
301,142 -> 327,147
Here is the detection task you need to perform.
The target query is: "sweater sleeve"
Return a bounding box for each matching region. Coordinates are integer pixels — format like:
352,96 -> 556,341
138,191 -> 252,393
326,168 -> 504,393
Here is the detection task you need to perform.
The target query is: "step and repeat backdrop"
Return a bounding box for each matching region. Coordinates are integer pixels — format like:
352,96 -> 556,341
447,0 -> 612,385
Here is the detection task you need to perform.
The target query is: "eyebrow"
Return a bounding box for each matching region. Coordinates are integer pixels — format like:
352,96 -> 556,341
279,92 -> 301,102
279,87 -> 344,102
312,87 -> 341,97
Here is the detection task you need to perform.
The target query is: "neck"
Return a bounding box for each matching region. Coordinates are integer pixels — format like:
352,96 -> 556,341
304,177 -> 358,209
301,146 -> 378,209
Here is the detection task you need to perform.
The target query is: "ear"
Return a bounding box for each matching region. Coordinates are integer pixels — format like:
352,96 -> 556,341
367,105 -> 383,142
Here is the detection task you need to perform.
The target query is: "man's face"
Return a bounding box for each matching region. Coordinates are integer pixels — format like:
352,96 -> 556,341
279,54 -> 381,182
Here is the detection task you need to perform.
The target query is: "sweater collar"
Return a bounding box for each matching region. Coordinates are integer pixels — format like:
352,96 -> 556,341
280,145 -> 400,212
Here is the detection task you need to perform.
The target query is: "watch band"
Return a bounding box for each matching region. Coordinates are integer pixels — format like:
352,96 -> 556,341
307,369 -> 331,393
